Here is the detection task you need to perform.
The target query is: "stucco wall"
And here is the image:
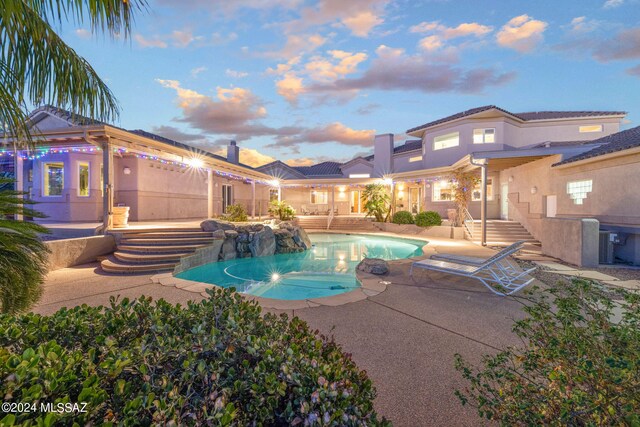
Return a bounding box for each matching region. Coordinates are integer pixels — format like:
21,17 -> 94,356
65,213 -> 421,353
44,235 -> 116,271
539,218 -> 599,267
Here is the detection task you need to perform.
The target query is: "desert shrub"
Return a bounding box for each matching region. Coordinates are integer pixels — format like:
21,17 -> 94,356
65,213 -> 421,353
0,288 -> 388,426
269,200 -> 295,221
455,279 -> 640,426
223,203 -> 248,222
415,211 -> 442,227
363,184 -> 390,222
391,210 -> 414,225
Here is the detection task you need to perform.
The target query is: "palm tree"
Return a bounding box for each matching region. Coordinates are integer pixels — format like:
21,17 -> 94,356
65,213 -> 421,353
0,0 -> 145,312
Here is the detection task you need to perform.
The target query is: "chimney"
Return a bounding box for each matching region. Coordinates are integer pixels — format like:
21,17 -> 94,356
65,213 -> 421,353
227,140 -> 239,164
373,134 -> 394,178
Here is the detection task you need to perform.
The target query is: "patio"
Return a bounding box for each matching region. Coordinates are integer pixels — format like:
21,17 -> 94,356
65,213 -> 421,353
34,236 -> 527,426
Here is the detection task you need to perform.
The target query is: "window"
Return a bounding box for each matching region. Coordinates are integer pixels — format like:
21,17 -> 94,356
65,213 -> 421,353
43,163 -> 64,196
433,132 -> 459,150
473,128 -> 495,144
579,125 -> 603,133
432,180 -> 453,201
409,155 -> 422,163
222,184 -> 233,213
349,173 -> 370,178
310,190 -> 328,204
78,163 -> 89,197
567,180 -> 592,205
472,178 -> 494,201
269,188 -> 279,202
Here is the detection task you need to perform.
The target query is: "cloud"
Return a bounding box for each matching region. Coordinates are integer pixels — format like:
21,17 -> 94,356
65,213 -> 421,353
170,30 -> 203,48
151,125 -> 210,143
75,28 -> 91,39
190,66 -> 207,78
305,45 -> 515,95
568,16 -> 601,34
593,28 -> 640,61
212,147 -> 276,167
271,122 -> 375,148
226,69 -> 249,78
211,32 -> 238,45
419,35 -> 443,51
156,0 -> 302,16
355,103 -> 381,115
410,20 -> 493,53
275,73 -> 305,104
603,0 -> 624,8
627,64 -> 640,77
496,15 -> 548,53
283,0 -> 389,37
263,33 -> 327,59
134,34 -> 168,48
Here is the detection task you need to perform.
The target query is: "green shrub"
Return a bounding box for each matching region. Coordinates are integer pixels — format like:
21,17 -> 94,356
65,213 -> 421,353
415,211 -> 442,227
223,203 -> 248,222
455,279 -> 640,426
0,288 -> 388,426
269,200 -> 295,221
391,210 -> 414,225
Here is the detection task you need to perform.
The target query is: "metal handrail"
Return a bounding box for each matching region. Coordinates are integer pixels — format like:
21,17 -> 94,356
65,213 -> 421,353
327,209 -> 334,230
462,207 -> 475,239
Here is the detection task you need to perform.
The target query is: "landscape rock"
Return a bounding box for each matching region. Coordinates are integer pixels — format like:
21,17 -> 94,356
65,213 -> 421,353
357,258 -> 389,275
201,219 -> 235,232
220,237 -> 237,261
212,230 -> 226,239
249,227 -> 276,257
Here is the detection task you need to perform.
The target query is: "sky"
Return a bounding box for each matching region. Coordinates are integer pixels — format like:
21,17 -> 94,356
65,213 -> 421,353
62,0 -> 640,167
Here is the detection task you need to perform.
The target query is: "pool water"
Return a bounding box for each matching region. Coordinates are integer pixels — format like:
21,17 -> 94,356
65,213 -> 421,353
176,233 -> 425,300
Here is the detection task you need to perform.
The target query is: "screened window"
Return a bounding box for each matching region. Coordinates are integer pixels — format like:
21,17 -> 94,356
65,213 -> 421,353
433,132 -> 459,150
78,163 -> 89,197
409,155 -> 422,163
310,190 -> 328,204
269,188 -> 279,202
432,180 -> 453,201
472,178 -> 494,201
43,163 -> 64,196
473,128 -> 495,144
222,184 -> 233,213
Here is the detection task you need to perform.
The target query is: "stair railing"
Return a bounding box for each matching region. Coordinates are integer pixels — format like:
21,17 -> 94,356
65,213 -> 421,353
327,209 -> 334,230
461,207 -> 475,239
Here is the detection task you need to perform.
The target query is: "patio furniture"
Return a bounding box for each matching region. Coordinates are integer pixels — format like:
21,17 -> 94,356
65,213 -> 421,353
409,245 -> 536,296
429,241 -> 526,266
301,205 -> 310,215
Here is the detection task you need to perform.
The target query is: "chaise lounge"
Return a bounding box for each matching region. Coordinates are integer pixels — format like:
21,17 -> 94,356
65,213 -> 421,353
409,242 -> 536,296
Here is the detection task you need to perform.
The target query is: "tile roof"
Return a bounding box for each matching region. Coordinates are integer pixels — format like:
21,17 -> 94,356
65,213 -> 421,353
32,105 -> 106,126
255,160 -> 307,179
406,105 -> 626,134
394,139 -> 422,154
293,161 -> 343,176
129,130 -> 255,170
554,126 -> 640,166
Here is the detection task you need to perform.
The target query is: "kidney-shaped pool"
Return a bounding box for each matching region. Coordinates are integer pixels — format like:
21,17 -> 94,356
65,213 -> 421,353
176,233 -> 426,300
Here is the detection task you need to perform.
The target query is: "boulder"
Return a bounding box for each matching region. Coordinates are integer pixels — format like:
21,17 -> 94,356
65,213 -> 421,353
293,227 -> 312,250
212,230 -> 226,240
201,219 -> 235,232
220,236 -> 237,261
249,226 -> 276,257
356,258 -> 389,275
224,230 -> 238,239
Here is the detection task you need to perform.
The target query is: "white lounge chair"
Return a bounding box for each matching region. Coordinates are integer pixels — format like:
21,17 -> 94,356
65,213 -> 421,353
429,241 -> 526,266
409,244 -> 536,296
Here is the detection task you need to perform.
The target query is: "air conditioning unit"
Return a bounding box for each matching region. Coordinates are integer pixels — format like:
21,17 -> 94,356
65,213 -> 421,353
598,231 -> 615,264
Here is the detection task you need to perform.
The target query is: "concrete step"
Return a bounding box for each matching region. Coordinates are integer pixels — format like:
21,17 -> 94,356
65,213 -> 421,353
118,231 -> 215,239
100,257 -> 176,274
117,244 -> 208,253
116,227 -> 203,234
120,237 -> 218,245
114,251 -> 190,264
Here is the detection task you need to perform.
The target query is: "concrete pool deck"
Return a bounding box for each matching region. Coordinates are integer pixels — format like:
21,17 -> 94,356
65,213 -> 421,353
34,236 -> 525,426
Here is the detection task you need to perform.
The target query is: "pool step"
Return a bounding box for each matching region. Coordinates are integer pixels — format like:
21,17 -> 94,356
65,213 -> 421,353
101,227 -> 222,274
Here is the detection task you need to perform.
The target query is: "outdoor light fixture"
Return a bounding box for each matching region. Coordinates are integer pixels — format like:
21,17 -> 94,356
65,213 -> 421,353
383,177 -> 393,186
185,157 -> 204,169
123,167 -> 131,175
269,178 -> 280,188
508,175 -> 514,183
271,273 -> 280,282
531,186 -> 538,194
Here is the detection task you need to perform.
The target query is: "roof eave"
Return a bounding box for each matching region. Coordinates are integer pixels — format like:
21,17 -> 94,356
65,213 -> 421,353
553,145 -> 640,169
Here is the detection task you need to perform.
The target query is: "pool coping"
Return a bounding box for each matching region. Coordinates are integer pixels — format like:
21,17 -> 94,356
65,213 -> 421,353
150,231 -> 430,310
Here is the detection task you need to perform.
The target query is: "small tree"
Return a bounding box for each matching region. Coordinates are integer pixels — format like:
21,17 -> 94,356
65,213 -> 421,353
362,183 -> 390,222
0,179 -> 50,313
450,168 -> 480,227
223,203 -> 248,222
269,200 -> 295,221
455,279 -> 640,425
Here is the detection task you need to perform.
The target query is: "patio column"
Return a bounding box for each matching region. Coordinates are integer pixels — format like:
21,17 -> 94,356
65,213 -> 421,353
14,154 -> 24,221
102,138 -> 114,232
422,180 -> 428,212
331,185 -> 335,214
251,180 -> 256,219
277,185 -> 281,202
480,163 -> 488,246
207,170 -> 214,218
390,181 -> 395,217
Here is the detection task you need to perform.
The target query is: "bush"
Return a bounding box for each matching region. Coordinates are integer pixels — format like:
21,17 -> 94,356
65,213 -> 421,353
391,210 -> 414,225
415,211 -> 442,227
223,203 -> 248,222
0,288 -> 388,426
269,200 -> 295,221
455,279 -> 640,426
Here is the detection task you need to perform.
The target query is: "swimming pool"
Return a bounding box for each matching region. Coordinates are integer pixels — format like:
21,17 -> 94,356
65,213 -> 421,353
176,233 -> 426,300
